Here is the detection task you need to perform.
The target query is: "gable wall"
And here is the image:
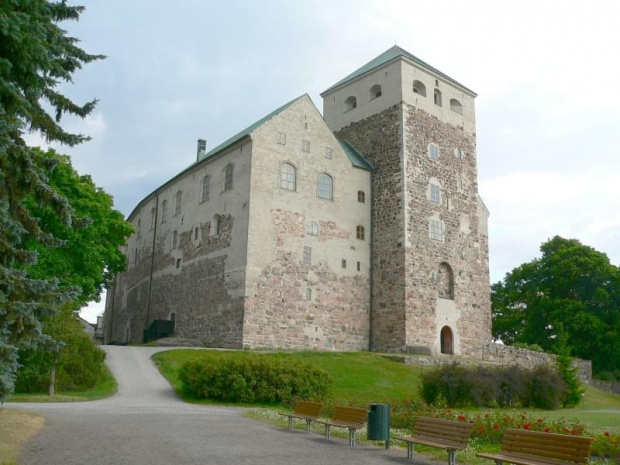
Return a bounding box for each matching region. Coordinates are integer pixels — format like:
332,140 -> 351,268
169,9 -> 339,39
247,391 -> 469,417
244,96 -> 371,350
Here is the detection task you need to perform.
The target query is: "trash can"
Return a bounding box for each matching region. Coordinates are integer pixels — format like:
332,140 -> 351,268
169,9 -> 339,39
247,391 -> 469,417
367,403 -> 390,448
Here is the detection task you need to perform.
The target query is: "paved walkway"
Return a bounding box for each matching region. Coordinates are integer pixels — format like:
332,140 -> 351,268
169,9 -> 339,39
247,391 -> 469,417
11,346 -> 436,465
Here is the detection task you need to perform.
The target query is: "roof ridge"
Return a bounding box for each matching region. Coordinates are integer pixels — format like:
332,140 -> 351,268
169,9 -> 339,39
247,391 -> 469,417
321,46 -> 474,96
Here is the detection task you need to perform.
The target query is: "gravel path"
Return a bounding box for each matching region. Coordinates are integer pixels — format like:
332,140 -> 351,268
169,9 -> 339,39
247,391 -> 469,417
11,346 -> 436,465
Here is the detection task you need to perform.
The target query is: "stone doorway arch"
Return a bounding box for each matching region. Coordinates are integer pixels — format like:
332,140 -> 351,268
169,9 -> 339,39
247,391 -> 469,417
440,326 -> 454,354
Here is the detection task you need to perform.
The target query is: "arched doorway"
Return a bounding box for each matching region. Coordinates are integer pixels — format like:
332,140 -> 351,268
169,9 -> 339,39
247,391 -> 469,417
440,326 -> 454,354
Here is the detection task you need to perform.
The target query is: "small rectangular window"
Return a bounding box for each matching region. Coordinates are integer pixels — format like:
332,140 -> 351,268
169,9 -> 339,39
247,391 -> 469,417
428,143 -> 439,161
134,249 -> 138,265
278,132 -> 286,145
172,231 -> 178,249
303,246 -> 311,265
325,147 -> 333,159
176,258 -> 181,268
430,184 -> 440,203
430,219 -> 444,241
455,147 -> 464,159
194,227 -> 199,240
306,288 -> 312,300
302,139 -> 310,153
341,259 -> 347,269
357,261 -> 361,272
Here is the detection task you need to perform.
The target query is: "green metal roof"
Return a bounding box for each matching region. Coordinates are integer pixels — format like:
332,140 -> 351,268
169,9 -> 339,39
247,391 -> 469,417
198,94 -> 308,162
338,140 -> 372,171
321,45 -> 475,96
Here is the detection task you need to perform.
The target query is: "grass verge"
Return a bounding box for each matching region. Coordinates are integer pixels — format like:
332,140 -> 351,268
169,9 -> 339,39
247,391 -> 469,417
0,408 -> 45,465
6,363 -> 117,403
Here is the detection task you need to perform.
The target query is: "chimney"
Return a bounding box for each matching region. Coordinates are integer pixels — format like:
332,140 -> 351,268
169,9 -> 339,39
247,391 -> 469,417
197,139 -> 207,161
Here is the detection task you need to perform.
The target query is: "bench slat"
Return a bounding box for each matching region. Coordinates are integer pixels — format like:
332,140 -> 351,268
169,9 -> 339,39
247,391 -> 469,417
289,401 -> 322,419
477,429 -> 593,465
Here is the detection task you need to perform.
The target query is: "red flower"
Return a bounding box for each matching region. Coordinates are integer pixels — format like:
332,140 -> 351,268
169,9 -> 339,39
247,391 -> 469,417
572,429 -> 578,435
493,424 -> 500,430
604,431 -> 610,437
544,428 -> 550,433
536,418 -> 543,423
523,424 -> 531,430
458,415 -> 466,421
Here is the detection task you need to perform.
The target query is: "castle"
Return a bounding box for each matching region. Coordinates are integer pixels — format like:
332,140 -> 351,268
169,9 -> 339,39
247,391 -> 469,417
104,46 -> 492,356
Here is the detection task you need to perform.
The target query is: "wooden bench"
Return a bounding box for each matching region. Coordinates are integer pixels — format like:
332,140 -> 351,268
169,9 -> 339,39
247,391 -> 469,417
279,401 -> 322,433
476,428 -> 593,465
393,416 -> 474,465
314,405 -> 368,446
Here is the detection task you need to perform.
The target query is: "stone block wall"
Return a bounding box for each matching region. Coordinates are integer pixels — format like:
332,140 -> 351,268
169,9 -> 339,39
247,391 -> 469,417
335,104 -> 407,352
402,104 -> 491,356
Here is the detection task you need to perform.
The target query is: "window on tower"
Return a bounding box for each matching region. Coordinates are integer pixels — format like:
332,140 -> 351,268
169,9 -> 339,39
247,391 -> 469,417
450,98 -> 463,115
429,218 -> 444,242
434,89 -> 443,106
428,143 -> 440,161
369,84 -> 382,100
430,183 -> 440,203
344,96 -> 357,112
279,163 -> 296,191
413,80 -> 427,97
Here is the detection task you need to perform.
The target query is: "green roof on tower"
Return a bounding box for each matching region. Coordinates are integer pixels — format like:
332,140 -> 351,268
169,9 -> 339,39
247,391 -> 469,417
321,45 -> 475,96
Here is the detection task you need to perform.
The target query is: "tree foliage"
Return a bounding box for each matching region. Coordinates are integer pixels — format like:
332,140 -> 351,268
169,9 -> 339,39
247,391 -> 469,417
492,236 -> 620,375
26,148 -> 133,306
0,1 -> 103,399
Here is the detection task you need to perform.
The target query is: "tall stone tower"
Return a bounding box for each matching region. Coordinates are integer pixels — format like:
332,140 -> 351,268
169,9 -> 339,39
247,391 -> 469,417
321,46 -> 491,356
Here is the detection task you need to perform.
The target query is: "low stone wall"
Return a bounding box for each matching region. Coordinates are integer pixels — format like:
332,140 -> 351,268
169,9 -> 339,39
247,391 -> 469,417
591,379 -> 620,395
386,343 -> 593,383
482,343 -> 592,383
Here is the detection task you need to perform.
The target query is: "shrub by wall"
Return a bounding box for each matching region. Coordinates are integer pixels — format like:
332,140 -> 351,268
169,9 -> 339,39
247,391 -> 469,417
179,354 -> 332,404
419,363 -> 566,409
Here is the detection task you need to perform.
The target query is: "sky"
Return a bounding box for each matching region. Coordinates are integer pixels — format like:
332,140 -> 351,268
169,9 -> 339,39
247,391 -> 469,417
35,1 -> 620,323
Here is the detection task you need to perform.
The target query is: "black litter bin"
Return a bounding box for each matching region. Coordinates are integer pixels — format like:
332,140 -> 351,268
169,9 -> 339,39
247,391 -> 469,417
367,403 -> 390,448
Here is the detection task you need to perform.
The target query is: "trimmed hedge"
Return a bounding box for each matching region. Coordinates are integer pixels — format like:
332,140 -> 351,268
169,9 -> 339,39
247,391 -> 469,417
419,363 -> 566,409
179,354 -> 332,404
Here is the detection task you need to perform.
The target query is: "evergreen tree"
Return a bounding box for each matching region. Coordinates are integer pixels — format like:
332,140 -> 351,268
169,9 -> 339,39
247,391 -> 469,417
0,1 -> 103,400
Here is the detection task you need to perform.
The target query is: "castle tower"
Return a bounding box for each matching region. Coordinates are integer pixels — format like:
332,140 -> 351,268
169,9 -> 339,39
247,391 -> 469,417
321,46 -> 491,356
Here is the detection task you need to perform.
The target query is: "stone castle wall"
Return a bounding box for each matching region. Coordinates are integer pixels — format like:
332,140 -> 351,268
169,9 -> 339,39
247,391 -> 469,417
402,104 -> 491,356
242,96 -> 372,350
335,104 -> 407,352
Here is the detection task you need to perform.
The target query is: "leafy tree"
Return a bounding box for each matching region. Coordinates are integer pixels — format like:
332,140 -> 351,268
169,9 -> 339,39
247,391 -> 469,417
26,148 -> 133,306
0,1 -> 103,400
554,325 -> 584,408
492,236 -> 620,375
14,149 -> 132,395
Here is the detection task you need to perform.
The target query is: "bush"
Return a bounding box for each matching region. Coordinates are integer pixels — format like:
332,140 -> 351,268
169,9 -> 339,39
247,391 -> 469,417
419,363 -> 565,409
179,353 -> 332,404
16,309 -> 106,393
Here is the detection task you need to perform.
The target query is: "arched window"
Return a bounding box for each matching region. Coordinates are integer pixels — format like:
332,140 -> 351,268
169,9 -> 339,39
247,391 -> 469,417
201,175 -> 211,203
211,214 -> 221,236
279,163 -> 296,190
438,262 -> 454,299
440,326 -> 454,354
172,231 -> 178,249
161,200 -> 167,223
434,89 -> 443,106
175,190 -> 182,216
307,222 -> 319,236
358,190 -> 365,203
223,164 -> 234,191
317,174 -> 333,200
344,96 -> 357,112
369,84 -> 382,100
450,98 -> 463,115
356,225 -> 365,240
413,80 -> 427,97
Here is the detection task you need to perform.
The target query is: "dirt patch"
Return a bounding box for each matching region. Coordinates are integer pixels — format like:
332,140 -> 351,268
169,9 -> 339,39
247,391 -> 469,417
0,408 -> 45,464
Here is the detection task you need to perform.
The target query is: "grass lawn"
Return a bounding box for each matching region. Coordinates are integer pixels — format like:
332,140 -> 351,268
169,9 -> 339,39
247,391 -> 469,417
6,363 -> 117,403
152,349 -> 425,405
0,408 -> 45,465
